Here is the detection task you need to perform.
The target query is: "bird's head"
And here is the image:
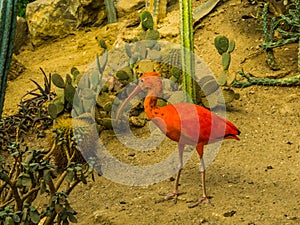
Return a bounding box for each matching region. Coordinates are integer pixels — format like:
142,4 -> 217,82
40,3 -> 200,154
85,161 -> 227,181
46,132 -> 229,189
137,72 -> 162,91
115,72 -> 162,120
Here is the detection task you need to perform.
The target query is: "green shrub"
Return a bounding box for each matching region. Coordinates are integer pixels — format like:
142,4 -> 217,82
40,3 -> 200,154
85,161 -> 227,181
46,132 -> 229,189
17,0 -> 36,18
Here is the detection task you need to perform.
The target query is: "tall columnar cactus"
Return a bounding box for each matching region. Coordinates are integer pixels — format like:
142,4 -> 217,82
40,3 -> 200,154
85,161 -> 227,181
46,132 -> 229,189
104,0 -> 117,24
146,0 -> 167,25
0,0 -> 18,118
180,0 -> 196,103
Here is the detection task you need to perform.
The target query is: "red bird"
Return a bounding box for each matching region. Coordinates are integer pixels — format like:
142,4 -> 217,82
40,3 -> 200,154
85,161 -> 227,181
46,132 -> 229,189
116,72 -> 240,207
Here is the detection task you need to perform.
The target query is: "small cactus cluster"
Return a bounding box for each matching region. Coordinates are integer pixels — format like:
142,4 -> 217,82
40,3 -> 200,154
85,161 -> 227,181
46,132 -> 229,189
47,69 -> 78,119
48,40 -> 108,120
214,35 -> 235,85
160,47 -> 182,82
50,115 -> 99,173
73,52 -> 108,125
214,35 -> 239,104
139,10 -> 160,45
103,11 -> 163,128
113,10 -> 161,84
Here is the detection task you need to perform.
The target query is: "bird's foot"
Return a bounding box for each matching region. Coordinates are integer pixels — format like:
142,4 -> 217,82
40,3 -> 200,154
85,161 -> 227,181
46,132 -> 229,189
155,191 -> 185,204
187,196 -> 212,208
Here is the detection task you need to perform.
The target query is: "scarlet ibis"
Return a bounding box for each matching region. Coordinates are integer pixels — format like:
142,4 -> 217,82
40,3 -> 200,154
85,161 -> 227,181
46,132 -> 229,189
116,72 -> 240,207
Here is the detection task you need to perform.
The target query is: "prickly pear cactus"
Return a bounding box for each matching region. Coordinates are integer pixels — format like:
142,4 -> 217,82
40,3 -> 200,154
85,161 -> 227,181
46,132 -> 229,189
214,35 -> 236,85
48,68 -> 82,119
48,40 -> 108,120
0,0 -> 18,117
140,10 -> 154,31
214,35 -> 239,104
122,11 -> 161,74
214,36 -> 229,55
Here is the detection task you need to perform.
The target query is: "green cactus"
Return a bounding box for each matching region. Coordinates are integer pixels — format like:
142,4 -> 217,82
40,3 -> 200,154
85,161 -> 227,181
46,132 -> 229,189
214,36 -> 229,55
141,10 -> 154,31
214,35 -> 239,105
99,39 -> 107,50
64,83 -> 76,105
145,29 -> 160,40
52,73 -> 65,88
104,0 -> 117,24
125,44 -> 132,58
47,103 -> 58,119
121,11 -> 161,74
0,0 -> 18,118
214,35 -> 236,86
71,67 -> 80,81
48,71 -> 77,119
116,70 -> 129,81
117,66 -> 134,81
222,52 -> 231,71
48,40 -> 108,119
47,95 -> 65,119
228,40 -> 235,53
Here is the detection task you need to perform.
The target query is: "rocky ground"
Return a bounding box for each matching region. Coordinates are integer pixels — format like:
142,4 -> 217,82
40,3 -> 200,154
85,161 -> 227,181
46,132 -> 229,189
4,0 -> 300,224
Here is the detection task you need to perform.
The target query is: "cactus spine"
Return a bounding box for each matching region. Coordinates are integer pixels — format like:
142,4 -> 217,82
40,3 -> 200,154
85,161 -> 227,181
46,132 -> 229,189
0,0 -> 18,118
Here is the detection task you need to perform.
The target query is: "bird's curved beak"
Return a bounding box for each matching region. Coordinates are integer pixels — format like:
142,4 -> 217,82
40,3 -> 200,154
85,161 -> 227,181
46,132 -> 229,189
115,84 -> 143,121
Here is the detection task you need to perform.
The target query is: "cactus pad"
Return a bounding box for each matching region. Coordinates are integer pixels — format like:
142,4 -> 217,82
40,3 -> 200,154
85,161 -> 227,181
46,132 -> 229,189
52,73 -> 65,88
228,40 -> 235,53
222,52 -> 231,71
217,71 -> 227,86
140,10 -> 154,31
214,36 -> 229,55
145,29 -> 160,40
125,44 -> 132,58
99,39 -> 107,49
64,84 -> 76,104
116,70 -> 129,81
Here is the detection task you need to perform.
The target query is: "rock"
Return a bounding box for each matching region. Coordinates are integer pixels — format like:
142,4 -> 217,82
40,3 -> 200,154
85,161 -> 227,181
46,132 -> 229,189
134,60 -> 154,74
129,114 -> 147,127
93,210 -> 113,224
96,92 -> 116,110
14,17 -> 28,54
147,49 -> 161,61
26,0 -> 106,46
115,0 -> 145,18
157,10 -> 180,38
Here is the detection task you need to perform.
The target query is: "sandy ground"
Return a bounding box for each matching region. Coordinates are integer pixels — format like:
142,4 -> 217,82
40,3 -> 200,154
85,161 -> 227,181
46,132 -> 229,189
4,0 -> 300,224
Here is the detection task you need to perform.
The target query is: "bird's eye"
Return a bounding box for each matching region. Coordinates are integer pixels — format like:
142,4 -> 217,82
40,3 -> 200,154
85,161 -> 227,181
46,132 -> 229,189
140,79 -> 144,83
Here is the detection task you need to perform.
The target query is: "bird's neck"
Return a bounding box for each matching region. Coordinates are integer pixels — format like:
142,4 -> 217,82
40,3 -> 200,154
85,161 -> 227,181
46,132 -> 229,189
144,89 -> 161,119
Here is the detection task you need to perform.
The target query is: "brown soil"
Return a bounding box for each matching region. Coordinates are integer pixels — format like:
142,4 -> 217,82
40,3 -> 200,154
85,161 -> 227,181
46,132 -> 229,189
4,0 -> 300,224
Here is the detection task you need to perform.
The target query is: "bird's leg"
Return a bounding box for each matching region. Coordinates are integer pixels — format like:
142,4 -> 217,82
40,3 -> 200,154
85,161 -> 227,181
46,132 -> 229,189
199,157 -> 209,203
157,144 -> 185,204
188,157 -> 210,208
165,157 -> 183,203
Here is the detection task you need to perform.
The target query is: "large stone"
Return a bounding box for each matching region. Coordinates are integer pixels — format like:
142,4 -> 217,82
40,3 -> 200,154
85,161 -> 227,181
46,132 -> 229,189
115,0 -> 144,18
26,0 -> 106,46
